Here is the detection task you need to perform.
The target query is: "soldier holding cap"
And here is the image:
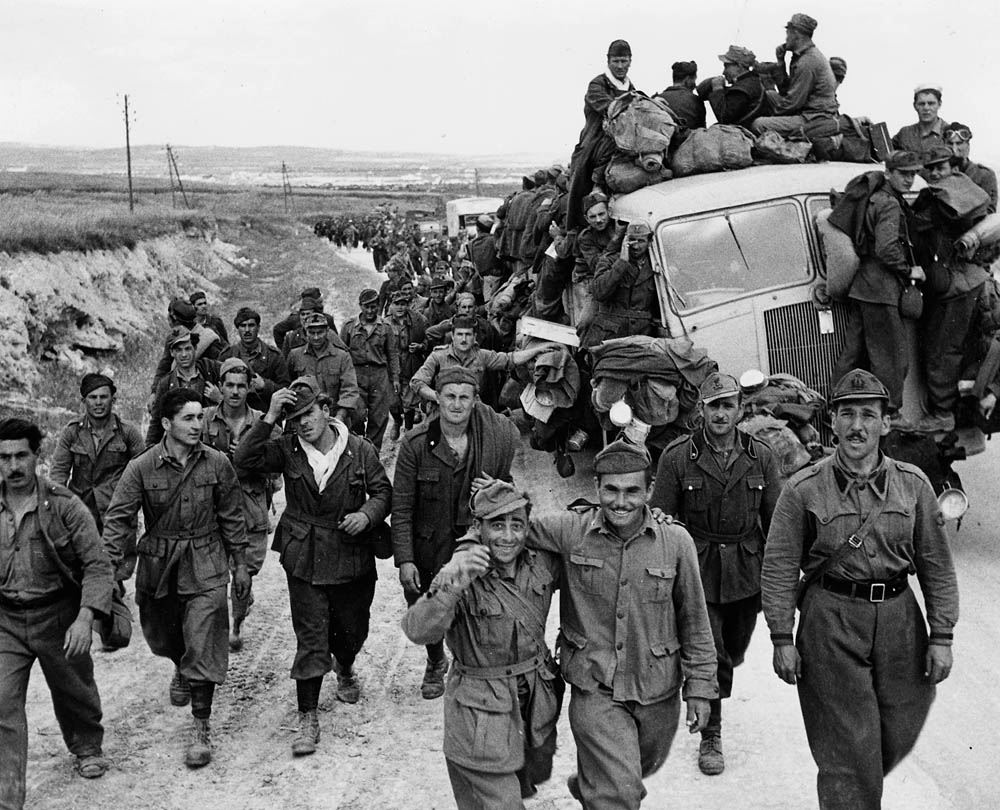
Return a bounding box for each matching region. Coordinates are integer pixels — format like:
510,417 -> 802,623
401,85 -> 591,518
944,122 -> 997,212
287,312 -> 360,424
147,326 -> 223,446
218,306 -> 289,411
582,221 -> 660,348
387,289 -> 430,439
402,481 -> 563,807
393,366 -> 520,700
830,151 -> 925,420
654,60 -> 706,132
893,83 -> 946,170
704,45 -> 772,128
277,291 -> 341,359
762,369 -> 958,810
340,289 -> 401,452
651,372 -> 781,776
752,13 -> 839,139
234,377 -> 391,754
50,373 -> 144,535
513,439 -> 717,809
103,388 -> 249,768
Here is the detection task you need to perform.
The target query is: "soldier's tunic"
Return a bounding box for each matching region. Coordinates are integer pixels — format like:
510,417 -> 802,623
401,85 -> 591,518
388,308 -> 429,429
402,547 -> 563,810
287,340 -> 360,416
0,477 -> 113,810
583,253 -> 659,348
762,454 -> 959,810
102,441 -> 247,684
49,413 -> 143,532
652,430 -> 781,711
339,317 -> 400,451
218,338 -> 290,411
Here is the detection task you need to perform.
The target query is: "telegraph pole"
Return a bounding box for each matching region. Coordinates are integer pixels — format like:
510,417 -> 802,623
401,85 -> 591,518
474,167 -> 481,196
124,94 -> 135,212
282,162 -> 293,213
166,145 -> 190,209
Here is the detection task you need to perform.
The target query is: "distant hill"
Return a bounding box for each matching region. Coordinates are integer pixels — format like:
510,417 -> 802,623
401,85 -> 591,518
0,143 -> 561,189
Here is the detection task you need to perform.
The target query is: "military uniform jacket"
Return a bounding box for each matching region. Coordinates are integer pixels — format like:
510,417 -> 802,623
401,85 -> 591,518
287,340 -> 361,412
102,441 -> 247,597
389,309 -> 429,381
339,317 -> 401,381
218,339 -> 290,410
49,413 -> 143,531
402,547 -> 561,772
0,476 -> 113,617
761,453 -> 959,641
234,419 -> 391,585
651,430 -> 781,603
202,405 -> 270,534
850,186 -> 913,305
527,508 -> 718,705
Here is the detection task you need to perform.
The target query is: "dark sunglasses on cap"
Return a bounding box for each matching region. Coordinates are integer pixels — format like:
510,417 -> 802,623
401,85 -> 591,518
945,128 -> 972,142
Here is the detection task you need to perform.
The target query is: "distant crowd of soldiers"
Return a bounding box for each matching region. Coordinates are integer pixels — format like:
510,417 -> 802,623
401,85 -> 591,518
0,10 -> 974,810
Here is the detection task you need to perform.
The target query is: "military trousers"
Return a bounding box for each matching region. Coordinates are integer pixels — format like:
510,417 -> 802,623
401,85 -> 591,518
136,582 -> 229,684
707,593 -> 760,703
286,570 -> 377,680
796,584 -> 935,810
353,366 -> 393,451
831,301 -> 908,412
446,759 -> 524,810
921,285 -> 982,415
0,596 -> 104,810
568,684 -> 680,810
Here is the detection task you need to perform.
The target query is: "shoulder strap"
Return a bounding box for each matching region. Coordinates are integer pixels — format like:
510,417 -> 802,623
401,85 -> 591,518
799,494 -> 888,590
494,576 -> 548,641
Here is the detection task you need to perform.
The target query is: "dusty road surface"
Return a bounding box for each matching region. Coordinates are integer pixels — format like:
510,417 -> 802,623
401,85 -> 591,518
21,236 -> 1000,809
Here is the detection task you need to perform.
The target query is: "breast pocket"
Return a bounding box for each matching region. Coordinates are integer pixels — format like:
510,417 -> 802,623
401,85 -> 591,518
193,472 -> 219,506
883,505 -> 916,546
746,475 -> 766,511
643,566 -> 675,603
146,478 -> 171,506
568,554 -> 605,595
682,477 -> 708,512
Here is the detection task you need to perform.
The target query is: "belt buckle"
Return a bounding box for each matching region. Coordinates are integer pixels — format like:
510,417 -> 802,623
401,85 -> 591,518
869,583 -> 886,603
848,533 -> 863,549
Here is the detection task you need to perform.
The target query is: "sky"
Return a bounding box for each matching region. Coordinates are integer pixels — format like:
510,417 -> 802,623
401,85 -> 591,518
3,0 -> 999,162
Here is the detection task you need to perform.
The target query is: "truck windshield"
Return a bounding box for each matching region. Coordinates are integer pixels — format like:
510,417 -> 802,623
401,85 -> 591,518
658,202 -> 810,311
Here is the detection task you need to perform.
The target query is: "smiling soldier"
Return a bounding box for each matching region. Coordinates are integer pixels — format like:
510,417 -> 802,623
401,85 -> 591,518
651,372 -> 781,775
762,369 -> 959,810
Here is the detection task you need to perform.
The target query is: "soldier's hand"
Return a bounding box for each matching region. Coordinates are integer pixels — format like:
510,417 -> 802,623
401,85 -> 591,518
980,392 -> 997,421
399,562 -> 422,596
443,543 -> 492,591
392,380 -> 401,396
925,643 -> 953,684
685,697 -> 711,733
711,75 -> 726,91
268,388 -> 297,421
64,611 -> 94,659
773,644 -> 802,684
649,507 -> 675,524
339,512 -> 371,536
204,382 -> 223,404
471,474 -> 499,494
250,374 -> 266,391
233,564 -> 251,601
775,43 -> 787,60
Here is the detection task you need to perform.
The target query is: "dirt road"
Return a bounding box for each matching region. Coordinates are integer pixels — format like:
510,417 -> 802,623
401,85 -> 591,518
22,231 -> 998,809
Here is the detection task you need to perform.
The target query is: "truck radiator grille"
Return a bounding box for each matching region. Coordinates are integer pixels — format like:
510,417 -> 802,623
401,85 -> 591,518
764,302 -> 849,444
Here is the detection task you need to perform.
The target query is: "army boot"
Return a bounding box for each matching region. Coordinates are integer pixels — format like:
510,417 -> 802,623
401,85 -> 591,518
335,664 -> 360,704
169,667 -> 191,707
184,718 -> 212,768
420,654 -> 448,700
698,732 -> 724,775
291,709 -> 320,756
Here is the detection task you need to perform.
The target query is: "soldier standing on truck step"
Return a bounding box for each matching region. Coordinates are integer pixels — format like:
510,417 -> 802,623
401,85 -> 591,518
651,372 -> 782,776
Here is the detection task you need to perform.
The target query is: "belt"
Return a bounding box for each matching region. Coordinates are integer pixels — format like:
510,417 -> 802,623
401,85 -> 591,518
596,304 -> 652,319
0,588 -> 72,611
153,525 -> 216,542
282,506 -> 344,531
819,573 -> 908,603
687,526 -> 759,545
452,654 -> 547,680
353,363 -> 385,369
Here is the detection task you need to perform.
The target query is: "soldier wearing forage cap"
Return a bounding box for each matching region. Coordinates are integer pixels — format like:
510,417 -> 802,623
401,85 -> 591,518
892,83 -> 947,170
944,121 -> 998,212
420,277 -> 456,329
518,439 -> 717,809
278,290 -> 342,359
582,221 -> 660,348
287,312 -> 360,424
654,60 -> 706,131
235,377 -> 391,754
752,12 -> 839,139
218,306 -> 289,411
465,213 -> 502,302
50,373 -> 143,534
387,289 -> 429,440
568,40 -> 637,230
189,291 -> 229,346
762,369 -> 958,810
830,150 -> 926,421
703,45 -> 772,128
402,480 -> 563,807
651,373 -> 782,776
393,366 -> 520,701
340,288 -> 400,452
147,326 -> 223,446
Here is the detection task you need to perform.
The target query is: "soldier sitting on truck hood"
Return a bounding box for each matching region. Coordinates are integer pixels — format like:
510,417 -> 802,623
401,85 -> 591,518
581,221 -> 660,348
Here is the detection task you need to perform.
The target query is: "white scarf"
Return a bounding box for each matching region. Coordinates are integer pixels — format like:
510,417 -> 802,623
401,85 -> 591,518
298,419 -> 349,491
604,69 -> 632,93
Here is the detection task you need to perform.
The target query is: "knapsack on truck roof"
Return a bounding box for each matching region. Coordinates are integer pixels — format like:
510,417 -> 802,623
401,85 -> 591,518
603,92 -> 678,158
670,124 -> 754,178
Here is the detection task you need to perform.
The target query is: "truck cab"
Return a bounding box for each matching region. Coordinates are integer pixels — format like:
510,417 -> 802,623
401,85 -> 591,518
609,163 -> 983,463
446,197 -> 504,237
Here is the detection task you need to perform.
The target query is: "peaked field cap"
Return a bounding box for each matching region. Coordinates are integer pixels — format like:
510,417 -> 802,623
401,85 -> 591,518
470,480 -> 530,520
607,39 -> 631,58
626,222 -> 652,238
885,150 -> 923,171
719,44 -> 757,67
785,13 -> 818,35
923,145 -> 954,167
285,376 -> 321,420
391,290 -> 410,303
583,191 -> 609,212
594,439 -> 651,474
302,312 -> 329,329
80,372 -> 116,397
167,325 -> 196,348
359,288 -> 379,305
218,357 -> 251,379
830,369 -> 890,403
300,287 -> 323,300
436,366 -> 479,391
699,372 -> 740,403
476,213 -> 494,228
